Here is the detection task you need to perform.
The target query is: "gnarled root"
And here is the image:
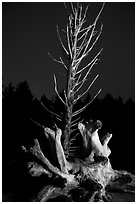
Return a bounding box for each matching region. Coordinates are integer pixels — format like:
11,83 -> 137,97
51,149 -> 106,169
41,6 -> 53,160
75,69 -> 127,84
22,120 -> 134,202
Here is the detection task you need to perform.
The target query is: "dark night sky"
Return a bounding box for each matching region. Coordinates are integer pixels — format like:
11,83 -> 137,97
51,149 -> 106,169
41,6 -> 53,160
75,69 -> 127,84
2,2 -> 135,102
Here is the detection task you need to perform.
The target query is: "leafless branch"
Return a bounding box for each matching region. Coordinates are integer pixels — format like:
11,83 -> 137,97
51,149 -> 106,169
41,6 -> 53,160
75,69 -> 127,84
81,3 -> 105,57
78,5 -> 82,24
70,2 -> 75,15
53,75 -> 66,105
61,28 -> 66,33
83,5 -> 89,21
95,2 -> 105,23
48,52 -> 68,70
72,73 -> 82,90
69,134 -> 79,144
74,59 -> 98,95
72,89 -> 102,117
48,52 -> 62,64
79,24 -> 93,34
77,25 -> 93,42
71,116 -> 81,124
64,2 -> 69,15
67,25 -> 73,59
71,122 -> 78,127
76,48 -> 103,75
71,119 -> 84,127
56,117 -> 62,122
30,118 -> 45,129
56,25 -> 69,56
74,74 -> 99,102
70,128 -> 78,134
84,24 -> 103,58
41,102 -> 62,119
59,57 -> 68,70
76,26 -> 92,58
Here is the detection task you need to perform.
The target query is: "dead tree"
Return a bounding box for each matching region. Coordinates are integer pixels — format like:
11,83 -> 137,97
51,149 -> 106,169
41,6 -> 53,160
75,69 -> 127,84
23,2 -> 135,202
44,2 -> 104,156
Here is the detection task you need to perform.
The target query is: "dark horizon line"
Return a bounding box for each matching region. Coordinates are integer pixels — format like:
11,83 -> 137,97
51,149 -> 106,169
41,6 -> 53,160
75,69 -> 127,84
2,79 -> 135,104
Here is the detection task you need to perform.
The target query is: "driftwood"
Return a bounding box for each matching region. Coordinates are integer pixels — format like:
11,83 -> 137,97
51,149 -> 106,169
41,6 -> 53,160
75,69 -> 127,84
23,120 -> 134,201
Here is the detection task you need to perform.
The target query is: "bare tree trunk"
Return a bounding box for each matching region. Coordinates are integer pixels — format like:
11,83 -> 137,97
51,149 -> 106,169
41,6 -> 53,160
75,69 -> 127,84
57,3 -> 104,156
63,63 -> 77,155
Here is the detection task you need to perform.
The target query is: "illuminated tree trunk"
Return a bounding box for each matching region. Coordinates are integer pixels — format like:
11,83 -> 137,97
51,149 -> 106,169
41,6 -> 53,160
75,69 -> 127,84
48,3 -> 104,156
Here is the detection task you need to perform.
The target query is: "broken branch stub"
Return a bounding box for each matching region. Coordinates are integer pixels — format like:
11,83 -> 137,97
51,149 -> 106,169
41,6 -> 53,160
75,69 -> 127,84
78,120 -> 112,159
